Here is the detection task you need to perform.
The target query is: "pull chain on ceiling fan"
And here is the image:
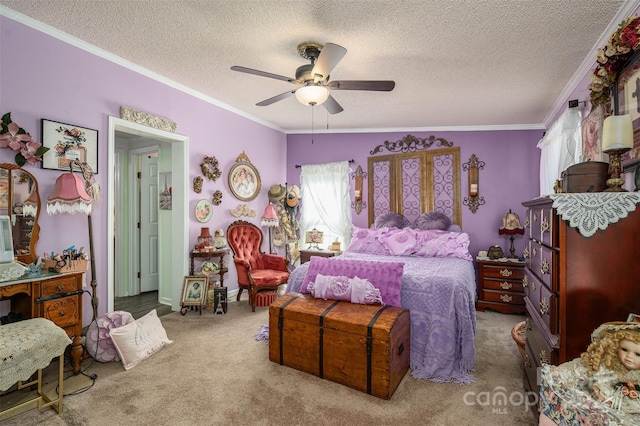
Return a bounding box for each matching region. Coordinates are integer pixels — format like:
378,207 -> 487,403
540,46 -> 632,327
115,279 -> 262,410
231,42 -> 395,114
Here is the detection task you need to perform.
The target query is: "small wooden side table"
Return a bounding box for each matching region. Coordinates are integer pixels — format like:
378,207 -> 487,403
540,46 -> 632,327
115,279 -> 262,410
475,257 -> 526,314
299,249 -> 340,264
189,249 -> 229,287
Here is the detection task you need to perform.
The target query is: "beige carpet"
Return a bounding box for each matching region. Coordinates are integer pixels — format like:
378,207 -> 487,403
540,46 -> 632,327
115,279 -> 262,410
0,299 -> 537,425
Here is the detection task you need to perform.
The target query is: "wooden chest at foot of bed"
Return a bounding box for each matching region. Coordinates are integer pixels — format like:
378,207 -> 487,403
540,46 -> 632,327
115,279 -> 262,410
268,292 -> 410,399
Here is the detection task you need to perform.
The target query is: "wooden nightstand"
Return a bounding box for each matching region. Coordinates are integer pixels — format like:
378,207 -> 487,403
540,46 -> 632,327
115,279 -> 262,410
476,258 -> 525,314
299,249 -> 339,264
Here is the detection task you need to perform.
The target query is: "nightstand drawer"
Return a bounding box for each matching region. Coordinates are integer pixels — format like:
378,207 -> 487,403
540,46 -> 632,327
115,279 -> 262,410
482,264 -> 525,280
481,277 -> 524,293
481,289 -> 524,306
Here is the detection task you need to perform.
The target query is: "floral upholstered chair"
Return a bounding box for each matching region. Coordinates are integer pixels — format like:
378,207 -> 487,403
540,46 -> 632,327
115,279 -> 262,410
226,220 -> 289,311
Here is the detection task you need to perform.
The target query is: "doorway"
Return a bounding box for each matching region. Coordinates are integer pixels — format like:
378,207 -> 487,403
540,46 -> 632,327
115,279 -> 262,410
107,117 -> 189,314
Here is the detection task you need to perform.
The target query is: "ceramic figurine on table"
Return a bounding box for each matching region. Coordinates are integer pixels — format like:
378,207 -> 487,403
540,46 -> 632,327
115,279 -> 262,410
212,229 -> 227,249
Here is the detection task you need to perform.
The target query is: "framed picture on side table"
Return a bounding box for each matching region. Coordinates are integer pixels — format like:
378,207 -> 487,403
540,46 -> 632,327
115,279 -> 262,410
41,119 -> 99,173
180,276 -> 208,315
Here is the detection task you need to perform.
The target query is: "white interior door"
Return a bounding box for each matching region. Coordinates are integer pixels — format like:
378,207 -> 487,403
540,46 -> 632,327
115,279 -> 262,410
140,153 -> 159,292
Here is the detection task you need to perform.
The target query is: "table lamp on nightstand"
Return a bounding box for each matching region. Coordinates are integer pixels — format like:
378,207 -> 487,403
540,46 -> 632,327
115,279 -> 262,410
499,209 -> 524,259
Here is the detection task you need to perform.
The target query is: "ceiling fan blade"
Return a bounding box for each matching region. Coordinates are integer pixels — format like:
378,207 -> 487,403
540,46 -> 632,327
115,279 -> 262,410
322,95 -> 344,114
312,43 -> 347,83
256,90 -> 296,106
328,80 -> 395,91
231,66 -> 296,83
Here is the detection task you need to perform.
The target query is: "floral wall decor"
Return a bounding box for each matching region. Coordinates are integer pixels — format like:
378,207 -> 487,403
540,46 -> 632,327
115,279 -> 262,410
200,156 -> 221,181
589,15 -> 640,108
0,112 -> 49,166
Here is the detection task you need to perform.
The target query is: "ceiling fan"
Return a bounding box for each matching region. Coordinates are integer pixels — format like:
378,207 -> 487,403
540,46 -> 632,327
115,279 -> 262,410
231,42 -> 395,114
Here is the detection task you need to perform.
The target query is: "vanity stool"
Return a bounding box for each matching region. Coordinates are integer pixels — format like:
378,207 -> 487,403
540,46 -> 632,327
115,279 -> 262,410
0,317 -> 72,418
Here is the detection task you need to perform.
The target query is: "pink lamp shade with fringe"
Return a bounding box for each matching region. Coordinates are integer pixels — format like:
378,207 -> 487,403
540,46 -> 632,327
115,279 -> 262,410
46,172 -> 92,215
261,204 -> 279,254
22,187 -> 39,217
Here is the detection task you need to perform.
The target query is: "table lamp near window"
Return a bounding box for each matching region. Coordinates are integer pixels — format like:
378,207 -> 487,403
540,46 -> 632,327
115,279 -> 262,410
260,204 -> 279,254
47,161 -> 99,321
499,209 -> 524,259
602,114 -> 633,192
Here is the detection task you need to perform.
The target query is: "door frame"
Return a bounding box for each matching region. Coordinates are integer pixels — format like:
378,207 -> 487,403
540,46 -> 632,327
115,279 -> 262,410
108,117 -> 189,312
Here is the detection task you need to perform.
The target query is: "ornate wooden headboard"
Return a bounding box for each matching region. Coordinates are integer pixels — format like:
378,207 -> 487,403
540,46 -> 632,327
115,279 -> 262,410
367,134 -> 461,227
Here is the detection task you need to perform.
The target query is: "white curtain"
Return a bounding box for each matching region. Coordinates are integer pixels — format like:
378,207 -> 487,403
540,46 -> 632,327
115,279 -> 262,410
537,107 -> 583,196
299,161 -> 353,249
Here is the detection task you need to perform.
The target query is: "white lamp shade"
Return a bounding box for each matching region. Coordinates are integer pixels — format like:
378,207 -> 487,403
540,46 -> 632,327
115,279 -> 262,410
602,114 -> 634,151
295,85 -> 329,106
47,172 -> 92,215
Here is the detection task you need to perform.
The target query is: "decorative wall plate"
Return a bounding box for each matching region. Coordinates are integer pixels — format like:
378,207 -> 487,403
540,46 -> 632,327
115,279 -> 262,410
201,156 -> 221,181
228,151 -> 261,201
195,199 -> 213,223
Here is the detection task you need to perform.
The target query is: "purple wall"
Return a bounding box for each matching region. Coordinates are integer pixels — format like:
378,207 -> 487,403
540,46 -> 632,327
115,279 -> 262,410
0,17 -> 287,325
287,130 -> 542,258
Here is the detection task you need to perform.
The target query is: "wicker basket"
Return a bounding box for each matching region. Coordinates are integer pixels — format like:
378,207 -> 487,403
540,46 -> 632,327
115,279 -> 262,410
511,321 -> 526,358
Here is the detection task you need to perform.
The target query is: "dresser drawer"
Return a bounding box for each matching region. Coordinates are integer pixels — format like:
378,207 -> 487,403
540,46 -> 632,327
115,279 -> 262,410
527,204 -> 557,247
41,275 -> 80,297
528,241 -> 557,292
42,296 -> 80,330
525,313 -> 558,368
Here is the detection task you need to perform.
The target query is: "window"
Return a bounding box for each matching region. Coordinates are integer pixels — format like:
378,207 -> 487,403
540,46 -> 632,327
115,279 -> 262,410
299,161 -> 352,249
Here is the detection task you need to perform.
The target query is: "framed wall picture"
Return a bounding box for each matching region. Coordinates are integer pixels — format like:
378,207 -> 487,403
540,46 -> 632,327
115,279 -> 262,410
41,119 -> 99,173
180,276 -> 208,308
228,151 -> 261,201
581,104 -> 605,162
614,50 -> 640,168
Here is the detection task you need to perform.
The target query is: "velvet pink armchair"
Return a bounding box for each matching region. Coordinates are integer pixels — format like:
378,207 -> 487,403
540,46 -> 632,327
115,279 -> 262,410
226,220 -> 289,311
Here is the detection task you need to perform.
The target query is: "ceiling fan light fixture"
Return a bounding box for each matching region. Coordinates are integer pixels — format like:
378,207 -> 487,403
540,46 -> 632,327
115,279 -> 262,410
295,85 -> 329,106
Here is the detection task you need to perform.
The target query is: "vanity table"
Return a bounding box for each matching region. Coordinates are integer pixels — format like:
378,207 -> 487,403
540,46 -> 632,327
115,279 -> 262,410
0,163 -> 85,375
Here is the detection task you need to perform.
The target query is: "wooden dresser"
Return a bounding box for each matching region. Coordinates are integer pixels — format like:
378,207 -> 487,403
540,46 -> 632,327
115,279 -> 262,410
0,272 -> 84,374
521,195 -> 640,399
475,258 -> 526,314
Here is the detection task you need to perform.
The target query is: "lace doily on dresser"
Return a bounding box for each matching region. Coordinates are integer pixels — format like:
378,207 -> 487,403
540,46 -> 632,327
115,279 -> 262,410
549,193 -> 640,237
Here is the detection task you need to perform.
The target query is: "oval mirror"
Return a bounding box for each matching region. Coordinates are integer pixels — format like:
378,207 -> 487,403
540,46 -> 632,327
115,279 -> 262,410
0,163 -> 40,264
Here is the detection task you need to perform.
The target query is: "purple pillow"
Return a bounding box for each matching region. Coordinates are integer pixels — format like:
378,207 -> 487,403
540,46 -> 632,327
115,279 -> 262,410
300,257 -> 404,307
416,211 -> 452,230
413,229 -> 473,260
379,227 -> 419,256
374,212 -> 407,229
346,226 -> 391,255
86,310 -> 135,362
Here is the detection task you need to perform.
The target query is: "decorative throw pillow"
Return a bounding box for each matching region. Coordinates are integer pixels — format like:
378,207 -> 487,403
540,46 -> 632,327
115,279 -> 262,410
413,229 -> 473,261
307,274 -> 383,305
86,310 -> 135,362
345,226 -> 390,255
109,309 -> 173,370
416,211 -> 452,231
300,257 -> 404,307
378,227 -> 419,256
374,212 -> 407,229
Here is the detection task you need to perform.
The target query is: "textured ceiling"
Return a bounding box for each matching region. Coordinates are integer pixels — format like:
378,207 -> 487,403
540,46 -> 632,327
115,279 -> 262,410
0,1 -> 636,133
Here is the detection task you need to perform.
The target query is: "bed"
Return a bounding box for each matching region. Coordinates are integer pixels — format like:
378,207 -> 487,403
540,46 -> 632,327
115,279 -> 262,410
286,224 -> 477,384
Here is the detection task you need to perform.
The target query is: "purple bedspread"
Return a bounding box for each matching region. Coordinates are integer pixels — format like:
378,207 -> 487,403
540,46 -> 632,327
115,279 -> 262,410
286,251 -> 477,383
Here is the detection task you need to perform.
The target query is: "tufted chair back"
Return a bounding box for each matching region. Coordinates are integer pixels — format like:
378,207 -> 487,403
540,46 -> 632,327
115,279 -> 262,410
227,220 -> 289,311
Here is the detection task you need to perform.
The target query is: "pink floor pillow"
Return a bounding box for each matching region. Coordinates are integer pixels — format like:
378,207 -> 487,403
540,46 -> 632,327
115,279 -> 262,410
86,311 -> 135,362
